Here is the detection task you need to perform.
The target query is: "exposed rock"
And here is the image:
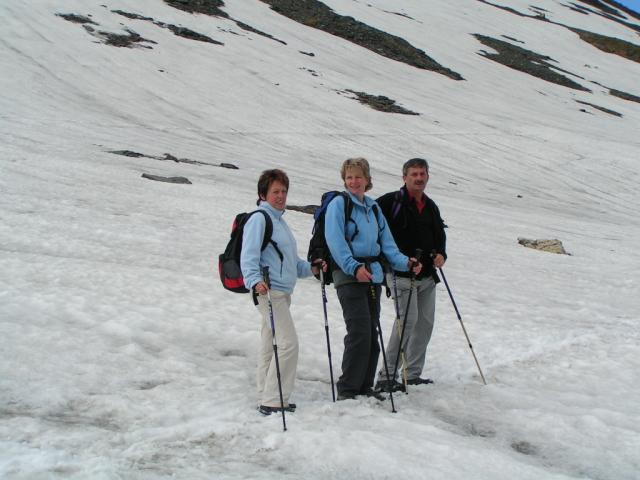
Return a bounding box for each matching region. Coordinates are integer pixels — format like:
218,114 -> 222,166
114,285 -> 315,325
577,0 -> 625,18
109,149 -> 233,168
164,24 -> 223,44
111,10 -> 154,21
258,0 -> 463,80
299,50 -> 315,56
481,0 -> 640,46
501,35 -> 524,44
383,11 -> 416,21
56,13 -> 98,25
476,0 -> 531,17
603,0 -> 640,21
518,238 -> 569,255
301,67 -> 320,77
84,26 -> 157,48
163,0 -> 284,44
474,34 -> 590,91
511,440 -> 538,455
234,21 -> 287,44
575,99 -> 622,117
109,150 -> 145,157
569,28 -> 640,63
59,12 -> 157,49
567,3 -> 591,15
559,2 -> 640,34
112,10 -> 223,45
286,205 -> 317,215
345,90 -> 419,115
164,0 -> 228,17
609,88 -> 640,103
529,6 -> 550,13
161,153 -> 216,165
142,173 -> 192,184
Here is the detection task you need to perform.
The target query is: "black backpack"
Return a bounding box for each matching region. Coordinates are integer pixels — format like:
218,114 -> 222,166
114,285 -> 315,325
307,191 -> 380,284
219,210 -> 282,293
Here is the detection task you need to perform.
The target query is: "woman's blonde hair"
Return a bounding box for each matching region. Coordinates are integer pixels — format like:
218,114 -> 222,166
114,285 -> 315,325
340,157 -> 373,191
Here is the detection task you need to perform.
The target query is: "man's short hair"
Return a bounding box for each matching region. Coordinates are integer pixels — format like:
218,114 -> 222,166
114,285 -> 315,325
403,158 -> 429,176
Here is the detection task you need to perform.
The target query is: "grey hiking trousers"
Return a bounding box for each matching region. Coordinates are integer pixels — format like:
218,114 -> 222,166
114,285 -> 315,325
379,274 -> 436,382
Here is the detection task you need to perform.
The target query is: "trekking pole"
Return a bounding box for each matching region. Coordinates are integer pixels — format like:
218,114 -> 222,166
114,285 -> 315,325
391,249 -> 422,395
391,272 -> 409,394
262,267 -> 288,430
434,259 -> 487,385
319,269 -> 336,402
369,282 -> 396,413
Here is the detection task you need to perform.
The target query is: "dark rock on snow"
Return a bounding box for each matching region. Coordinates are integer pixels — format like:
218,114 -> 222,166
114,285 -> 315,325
56,13 -> 98,25
142,173 -> 192,184
346,90 -> 420,115
259,0 -> 463,80
286,205 -> 317,215
474,34 -> 590,92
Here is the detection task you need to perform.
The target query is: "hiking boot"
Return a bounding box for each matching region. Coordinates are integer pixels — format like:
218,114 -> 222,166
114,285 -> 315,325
375,379 -> 404,393
362,389 -> 387,401
257,404 -> 296,415
407,377 -> 434,386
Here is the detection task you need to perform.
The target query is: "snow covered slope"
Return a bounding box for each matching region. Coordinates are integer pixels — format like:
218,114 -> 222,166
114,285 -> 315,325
1,0 -> 639,478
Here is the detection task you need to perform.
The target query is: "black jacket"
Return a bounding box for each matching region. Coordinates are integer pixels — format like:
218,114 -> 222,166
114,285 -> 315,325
376,186 -> 447,282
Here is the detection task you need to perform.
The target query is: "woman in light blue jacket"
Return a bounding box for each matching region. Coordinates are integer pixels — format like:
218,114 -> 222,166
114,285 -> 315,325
325,158 -> 421,401
241,169 -> 322,415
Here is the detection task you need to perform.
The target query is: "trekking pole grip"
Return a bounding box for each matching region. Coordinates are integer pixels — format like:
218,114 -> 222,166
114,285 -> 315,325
414,248 -> 423,266
262,266 -> 271,288
411,248 -> 423,278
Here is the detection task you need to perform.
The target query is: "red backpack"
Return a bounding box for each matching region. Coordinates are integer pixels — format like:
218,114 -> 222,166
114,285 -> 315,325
218,210 -> 282,293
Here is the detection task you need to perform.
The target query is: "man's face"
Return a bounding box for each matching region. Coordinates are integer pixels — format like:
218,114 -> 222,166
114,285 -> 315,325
404,166 -> 428,195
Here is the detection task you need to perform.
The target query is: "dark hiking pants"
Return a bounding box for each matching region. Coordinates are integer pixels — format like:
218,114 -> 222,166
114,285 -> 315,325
336,283 -> 382,396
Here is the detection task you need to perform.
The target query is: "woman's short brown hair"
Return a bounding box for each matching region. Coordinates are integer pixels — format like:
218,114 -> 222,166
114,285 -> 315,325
340,157 -> 373,191
257,169 -> 289,204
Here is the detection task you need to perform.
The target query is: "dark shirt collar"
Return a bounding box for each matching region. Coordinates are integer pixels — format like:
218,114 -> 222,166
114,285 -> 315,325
403,186 -> 426,203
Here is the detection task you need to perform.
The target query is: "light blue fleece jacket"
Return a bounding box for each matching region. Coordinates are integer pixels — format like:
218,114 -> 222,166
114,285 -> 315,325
240,202 -> 312,294
325,191 -> 409,284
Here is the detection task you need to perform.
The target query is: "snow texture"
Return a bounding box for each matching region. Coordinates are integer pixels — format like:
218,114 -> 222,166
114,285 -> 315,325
1,0 -> 639,479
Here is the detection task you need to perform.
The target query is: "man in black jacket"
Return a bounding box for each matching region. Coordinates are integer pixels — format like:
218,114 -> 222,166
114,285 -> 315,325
375,158 -> 447,391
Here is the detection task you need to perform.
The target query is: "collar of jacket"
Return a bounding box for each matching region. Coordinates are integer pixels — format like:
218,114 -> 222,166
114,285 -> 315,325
345,190 -> 373,208
259,201 -> 285,219
401,185 -> 427,204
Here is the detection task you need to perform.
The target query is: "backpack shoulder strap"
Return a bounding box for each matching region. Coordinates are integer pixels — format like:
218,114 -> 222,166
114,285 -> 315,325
255,209 -> 284,262
341,191 -> 354,221
372,203 -> 382,228
340,191 -> 359,242
391,189 -> 405,219
254,210 -> 273,251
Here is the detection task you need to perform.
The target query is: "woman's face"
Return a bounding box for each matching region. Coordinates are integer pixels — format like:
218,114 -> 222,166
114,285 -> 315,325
264,180 -> 288,210
344,167 -> 367,198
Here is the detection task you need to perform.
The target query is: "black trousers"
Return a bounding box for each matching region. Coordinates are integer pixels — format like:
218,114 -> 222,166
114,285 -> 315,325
336,283 -> 382,396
